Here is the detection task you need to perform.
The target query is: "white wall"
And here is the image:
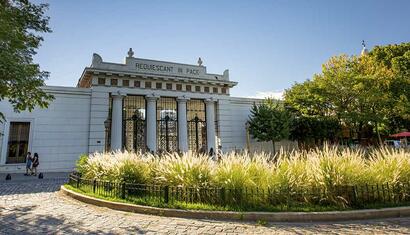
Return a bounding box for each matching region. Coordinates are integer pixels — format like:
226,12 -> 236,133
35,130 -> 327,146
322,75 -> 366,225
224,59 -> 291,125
218,97 -> 259,151
0,86 -> 91,173
88,87 -> 109,153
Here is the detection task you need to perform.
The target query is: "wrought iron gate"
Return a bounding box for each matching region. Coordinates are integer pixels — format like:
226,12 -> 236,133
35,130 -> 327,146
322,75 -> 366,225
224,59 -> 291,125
187,99 -> 207,152
157,97 -> 178,152
123,96 -> 146,152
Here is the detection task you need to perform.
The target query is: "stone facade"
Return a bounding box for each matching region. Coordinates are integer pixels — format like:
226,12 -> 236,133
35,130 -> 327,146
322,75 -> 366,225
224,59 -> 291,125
0,49 -> 263,173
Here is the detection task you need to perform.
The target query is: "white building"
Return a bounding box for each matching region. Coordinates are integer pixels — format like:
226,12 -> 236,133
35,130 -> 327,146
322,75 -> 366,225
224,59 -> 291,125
0,49 -> 266,173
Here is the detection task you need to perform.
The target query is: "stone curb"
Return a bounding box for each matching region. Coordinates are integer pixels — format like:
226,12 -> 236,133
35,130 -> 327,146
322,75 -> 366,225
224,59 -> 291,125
61,185 -> 410,222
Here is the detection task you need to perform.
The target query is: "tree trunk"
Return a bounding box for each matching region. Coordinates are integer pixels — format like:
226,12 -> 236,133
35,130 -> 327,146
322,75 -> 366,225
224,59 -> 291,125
375,122 -> 383,146
272,140 -> 276,155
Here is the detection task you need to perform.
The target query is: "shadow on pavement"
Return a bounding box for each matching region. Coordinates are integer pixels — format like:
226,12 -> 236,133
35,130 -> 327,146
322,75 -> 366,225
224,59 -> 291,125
0,204 -> 145,234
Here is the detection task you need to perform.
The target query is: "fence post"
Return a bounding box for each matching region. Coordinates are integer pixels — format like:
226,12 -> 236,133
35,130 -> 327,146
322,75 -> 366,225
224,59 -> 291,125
76,176 -> 80,189
93,179 -> 97,194
351,186 -> 357,206
164,186 -> 169,204
121,182 -> 126,199
286,186 -> 291,210
220,187 -> 225,205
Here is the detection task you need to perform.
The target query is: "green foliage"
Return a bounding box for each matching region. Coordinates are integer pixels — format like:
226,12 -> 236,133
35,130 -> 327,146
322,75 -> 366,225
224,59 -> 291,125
290,116 -> 341,145
248,98 -> 292,151
75,154 -> 88,176
284,42 -> 410,142
0,0 -> 54,120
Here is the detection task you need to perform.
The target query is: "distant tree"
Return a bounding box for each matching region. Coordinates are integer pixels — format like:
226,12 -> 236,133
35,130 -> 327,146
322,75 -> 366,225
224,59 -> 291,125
284,42 -> 410,145
289,116 -> 341,148
0,0 -> 54,120
248,99 -> 292,153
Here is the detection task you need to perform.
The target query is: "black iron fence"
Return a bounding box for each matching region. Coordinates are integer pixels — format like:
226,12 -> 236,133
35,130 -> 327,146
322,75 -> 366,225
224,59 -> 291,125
68,174 -> 410,211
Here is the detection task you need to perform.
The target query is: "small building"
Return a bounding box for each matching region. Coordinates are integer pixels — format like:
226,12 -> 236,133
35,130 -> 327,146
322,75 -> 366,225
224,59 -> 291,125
0,49 -> 262,172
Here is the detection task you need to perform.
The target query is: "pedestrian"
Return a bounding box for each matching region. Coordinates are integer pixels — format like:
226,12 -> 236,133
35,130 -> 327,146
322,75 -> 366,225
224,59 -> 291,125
24,152 -> 32,176
32,153 -> 40,176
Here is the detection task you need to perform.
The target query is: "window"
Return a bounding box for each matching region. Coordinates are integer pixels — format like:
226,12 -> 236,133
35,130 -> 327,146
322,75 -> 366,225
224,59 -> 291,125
156,82 -> 162,89
213,87 -> 218,93
145,81 -> 152,88
222,87 -> 228,94
204,87 -> 210,93
166,83 -> 173,90
98,78 -> 105,85
111,79 -> 118,86
186,85 -> 192,91
195,86 -> 201,92
122,79 -> 129,87
6,122 -> 30,164
176,84 -> 182,91
134,80 -> 141,88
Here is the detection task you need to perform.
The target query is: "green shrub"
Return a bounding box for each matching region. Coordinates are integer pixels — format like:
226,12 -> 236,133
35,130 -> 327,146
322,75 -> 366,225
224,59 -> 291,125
76,154 -> 89,176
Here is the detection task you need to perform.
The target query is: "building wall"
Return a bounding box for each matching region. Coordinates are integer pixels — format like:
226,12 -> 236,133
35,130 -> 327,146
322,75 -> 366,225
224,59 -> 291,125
88,89 -> 109,153
218,97 -> 259,151
0,86 -> 91,173
0,85 -> 281,173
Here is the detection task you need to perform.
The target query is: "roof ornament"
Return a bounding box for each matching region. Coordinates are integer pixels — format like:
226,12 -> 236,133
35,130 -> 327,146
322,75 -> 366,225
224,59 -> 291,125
361,40 -> 369,56
127,48 -> 134,58
197,57 -> 203,66
91,53 -> 102,67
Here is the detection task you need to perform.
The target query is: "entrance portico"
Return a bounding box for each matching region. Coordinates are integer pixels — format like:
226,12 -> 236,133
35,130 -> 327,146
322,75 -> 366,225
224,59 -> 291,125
81,48 -> 237,153
108,93 -> 217,153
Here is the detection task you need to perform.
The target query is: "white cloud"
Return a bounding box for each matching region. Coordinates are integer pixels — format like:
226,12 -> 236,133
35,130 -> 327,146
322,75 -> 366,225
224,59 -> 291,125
248,90 -> 284,100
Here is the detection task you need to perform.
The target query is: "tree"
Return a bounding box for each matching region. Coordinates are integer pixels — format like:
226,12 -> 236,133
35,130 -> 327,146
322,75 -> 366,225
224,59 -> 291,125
248,99 -> 292,153
0,0 -> 54,120
370,43 -> 410,133
289,116 -> 341,148
284,43 -> 410,145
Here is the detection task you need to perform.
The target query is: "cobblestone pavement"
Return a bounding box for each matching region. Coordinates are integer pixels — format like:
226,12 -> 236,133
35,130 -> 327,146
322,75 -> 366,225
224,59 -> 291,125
2,178 -> 410,234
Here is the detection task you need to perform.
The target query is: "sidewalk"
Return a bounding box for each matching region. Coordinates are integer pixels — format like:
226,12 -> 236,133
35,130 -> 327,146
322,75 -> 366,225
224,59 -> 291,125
0,172 -> 70,183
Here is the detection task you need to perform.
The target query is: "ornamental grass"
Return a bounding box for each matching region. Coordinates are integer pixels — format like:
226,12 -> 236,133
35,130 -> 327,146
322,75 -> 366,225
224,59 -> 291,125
77,145 -> 410,192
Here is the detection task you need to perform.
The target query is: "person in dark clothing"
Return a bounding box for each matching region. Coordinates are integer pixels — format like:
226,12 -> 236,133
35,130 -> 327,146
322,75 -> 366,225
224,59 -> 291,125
32,153 -> 40,176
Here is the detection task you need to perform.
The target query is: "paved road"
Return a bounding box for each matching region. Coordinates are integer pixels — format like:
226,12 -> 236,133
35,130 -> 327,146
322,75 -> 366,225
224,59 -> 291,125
1,177 -> 410,234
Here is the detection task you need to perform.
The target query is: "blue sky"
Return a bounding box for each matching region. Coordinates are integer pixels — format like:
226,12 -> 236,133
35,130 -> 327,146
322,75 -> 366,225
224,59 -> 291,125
34,0 -> 410,98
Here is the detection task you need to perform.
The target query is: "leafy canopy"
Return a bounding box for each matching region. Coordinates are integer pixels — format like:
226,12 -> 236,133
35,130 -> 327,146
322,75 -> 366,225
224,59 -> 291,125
284,42 -> 410,142
0,0 -> 54,120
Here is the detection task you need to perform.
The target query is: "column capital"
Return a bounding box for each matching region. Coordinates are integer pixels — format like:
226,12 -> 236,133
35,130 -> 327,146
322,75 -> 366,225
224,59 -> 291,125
146,93 -> 160,102
177,95 -> 190,103
205,98 -> 217,104
112,90 -> 126,98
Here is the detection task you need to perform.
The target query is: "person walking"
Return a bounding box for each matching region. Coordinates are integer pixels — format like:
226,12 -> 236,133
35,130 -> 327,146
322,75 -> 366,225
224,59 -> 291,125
32,153 -> 40,176
24,152 -> 32,176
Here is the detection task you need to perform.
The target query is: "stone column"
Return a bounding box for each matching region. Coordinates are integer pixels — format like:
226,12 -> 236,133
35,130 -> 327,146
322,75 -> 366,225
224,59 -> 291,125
146,95 -> 159,152
177,96 -> 189,152
111,93 -> 125,150
205,98 -> 216,153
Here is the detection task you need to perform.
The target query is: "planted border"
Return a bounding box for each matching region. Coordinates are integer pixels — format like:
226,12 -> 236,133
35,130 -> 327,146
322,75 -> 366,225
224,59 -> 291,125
68,174 -> 410,212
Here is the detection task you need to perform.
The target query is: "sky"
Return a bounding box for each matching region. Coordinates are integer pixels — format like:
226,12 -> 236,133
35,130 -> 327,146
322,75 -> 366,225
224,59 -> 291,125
33,0 -> 410,98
